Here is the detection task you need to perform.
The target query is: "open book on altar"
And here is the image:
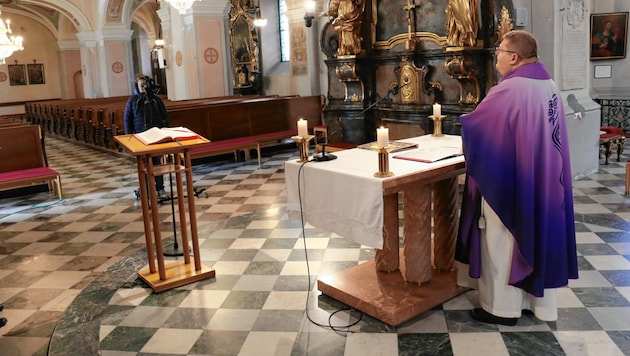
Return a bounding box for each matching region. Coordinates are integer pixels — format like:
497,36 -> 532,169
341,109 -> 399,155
393,146 -> 463,163
134,126 -> 202,145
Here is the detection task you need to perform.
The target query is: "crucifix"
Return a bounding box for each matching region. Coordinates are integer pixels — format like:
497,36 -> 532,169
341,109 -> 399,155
403,0 -> 416,50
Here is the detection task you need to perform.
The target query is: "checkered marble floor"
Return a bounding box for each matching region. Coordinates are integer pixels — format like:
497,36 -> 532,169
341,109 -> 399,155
0,137 -> 629,355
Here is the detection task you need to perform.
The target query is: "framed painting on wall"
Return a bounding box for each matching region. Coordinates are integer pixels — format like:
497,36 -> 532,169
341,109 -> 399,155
27,63 -> 45,84
590,12 -> 628,60
8,64 -> 26,86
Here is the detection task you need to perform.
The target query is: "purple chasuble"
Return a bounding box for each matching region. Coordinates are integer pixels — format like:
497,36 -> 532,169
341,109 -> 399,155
455,62 -> 578,297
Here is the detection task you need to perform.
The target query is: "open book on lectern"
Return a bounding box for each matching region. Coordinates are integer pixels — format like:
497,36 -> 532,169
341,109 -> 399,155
134,127 -> 202,145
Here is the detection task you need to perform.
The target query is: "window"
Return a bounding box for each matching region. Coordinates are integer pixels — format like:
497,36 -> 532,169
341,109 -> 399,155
279,0 -> 290,61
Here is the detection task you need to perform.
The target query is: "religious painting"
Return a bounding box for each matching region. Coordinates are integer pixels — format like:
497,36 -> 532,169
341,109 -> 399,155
107,0 -> 123,19
27,63 -> 45,84
590,12 -> 628,60
8,64 -> 26,86
375,0 -> 447,43
291,25 -> 307,75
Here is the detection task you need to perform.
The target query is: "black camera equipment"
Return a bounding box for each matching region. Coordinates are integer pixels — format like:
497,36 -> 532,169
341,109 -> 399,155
140,77 -> 160,100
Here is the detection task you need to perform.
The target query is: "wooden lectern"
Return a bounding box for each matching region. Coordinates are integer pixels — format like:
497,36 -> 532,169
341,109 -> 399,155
114,134 -> 215,292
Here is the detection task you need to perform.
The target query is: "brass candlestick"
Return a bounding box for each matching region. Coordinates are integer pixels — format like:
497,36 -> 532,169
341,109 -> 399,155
428,115 -> 446,137
292,135 -> 314,163
374,146 -> 394,178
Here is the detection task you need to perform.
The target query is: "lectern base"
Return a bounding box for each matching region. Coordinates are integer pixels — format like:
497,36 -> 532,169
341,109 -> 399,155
317,258 -> 468,326
138,260 -> 215,293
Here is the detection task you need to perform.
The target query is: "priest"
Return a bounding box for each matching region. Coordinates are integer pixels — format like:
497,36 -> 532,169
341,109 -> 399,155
455,30 -> 579,326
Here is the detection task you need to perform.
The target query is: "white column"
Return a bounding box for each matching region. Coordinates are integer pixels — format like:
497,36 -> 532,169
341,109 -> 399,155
76,33 -> 99,98
57,40 -> 82,99
76,28 -> 133,98
158,0 -> 231,100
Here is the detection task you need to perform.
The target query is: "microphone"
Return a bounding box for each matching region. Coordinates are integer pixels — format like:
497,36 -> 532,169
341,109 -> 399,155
318,82 -> 413,160
350,81 -> 411,118
391,81 -> 411,96
313,129 -> 337,162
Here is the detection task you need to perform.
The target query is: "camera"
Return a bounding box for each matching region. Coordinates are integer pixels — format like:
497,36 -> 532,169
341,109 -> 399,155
140,76 -> 159,94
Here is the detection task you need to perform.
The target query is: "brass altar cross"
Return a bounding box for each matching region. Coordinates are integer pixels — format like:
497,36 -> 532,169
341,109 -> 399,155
403,0 -> 416,50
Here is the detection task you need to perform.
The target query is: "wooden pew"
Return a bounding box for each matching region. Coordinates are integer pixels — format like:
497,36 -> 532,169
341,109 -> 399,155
0,124 -> 63,199
107,95 -> 267,152
26,95 -> 260,151
166,95 -> 324,165
24,95 -> 323,166
24,96 -> 130,143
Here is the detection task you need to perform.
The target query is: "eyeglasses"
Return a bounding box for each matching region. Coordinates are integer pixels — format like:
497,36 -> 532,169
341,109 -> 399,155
495,46 -> 516,55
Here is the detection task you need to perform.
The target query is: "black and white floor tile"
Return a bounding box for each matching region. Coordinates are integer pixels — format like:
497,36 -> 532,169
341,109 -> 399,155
0,137 -> 629,355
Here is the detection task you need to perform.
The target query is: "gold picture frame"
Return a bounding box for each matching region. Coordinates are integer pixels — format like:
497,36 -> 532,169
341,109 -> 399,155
590,12 -> 628,60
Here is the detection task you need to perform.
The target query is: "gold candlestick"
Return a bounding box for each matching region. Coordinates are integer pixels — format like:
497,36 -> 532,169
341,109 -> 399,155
374,147 -> 394,178
428,115 -> 446,137
292,135 -> 314,163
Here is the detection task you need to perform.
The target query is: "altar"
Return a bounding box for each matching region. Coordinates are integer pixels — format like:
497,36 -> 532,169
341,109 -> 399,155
285,134 -> 467,325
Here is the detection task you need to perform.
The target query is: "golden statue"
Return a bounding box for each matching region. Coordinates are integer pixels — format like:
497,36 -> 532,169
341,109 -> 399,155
496,6 -> 514,44
445,0 -> 479,47
328,0 -> 365,56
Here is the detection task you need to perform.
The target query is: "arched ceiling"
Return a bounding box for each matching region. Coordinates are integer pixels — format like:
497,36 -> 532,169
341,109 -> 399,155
0,0 -> 161,41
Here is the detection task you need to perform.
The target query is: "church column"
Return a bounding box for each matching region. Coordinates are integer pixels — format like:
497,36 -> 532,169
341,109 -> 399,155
76,34 -> 99,98
76,28 -> 133,98
57,40 -> 82,99
158,0 -> 231,100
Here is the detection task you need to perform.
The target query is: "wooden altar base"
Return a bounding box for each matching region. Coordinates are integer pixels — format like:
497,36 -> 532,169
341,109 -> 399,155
317,256 -> 468,326
138,260 -> 215,293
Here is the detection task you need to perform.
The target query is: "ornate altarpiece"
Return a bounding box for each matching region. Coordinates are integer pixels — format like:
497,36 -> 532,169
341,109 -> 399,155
229,0 -> 264,95
322,0 -> 516,144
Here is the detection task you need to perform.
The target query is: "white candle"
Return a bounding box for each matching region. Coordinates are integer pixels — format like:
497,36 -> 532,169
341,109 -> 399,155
297,119 -> 308,138
377,126 -> 389,148
433,103 -> 441,117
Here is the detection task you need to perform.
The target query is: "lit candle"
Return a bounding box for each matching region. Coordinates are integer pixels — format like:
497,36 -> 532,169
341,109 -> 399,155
297,118 -> 308,138
433,103 -> 441,117
377,126 -> 389,148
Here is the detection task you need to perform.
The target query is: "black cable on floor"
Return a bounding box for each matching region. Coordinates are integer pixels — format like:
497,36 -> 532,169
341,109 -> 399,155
296,160 -> 363,335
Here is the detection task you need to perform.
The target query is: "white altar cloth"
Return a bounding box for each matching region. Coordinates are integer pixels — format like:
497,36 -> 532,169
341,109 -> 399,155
285,134 -> 464,249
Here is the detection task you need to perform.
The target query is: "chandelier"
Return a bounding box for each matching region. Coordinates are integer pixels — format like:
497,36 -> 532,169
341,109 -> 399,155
0,6 -> 23,64
164,0 -> 201,14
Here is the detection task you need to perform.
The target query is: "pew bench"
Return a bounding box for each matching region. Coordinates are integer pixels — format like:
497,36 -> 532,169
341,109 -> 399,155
0,167 -> 63,199
0,125 -> 63,199
190,137 -> 259,162
189,129 -> 296,166
169,96 -> 322,166
250,129 -> 298,163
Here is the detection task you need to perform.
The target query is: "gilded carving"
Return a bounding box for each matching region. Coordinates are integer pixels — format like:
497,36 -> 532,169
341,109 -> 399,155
445,0 -> 479,47
444,54 -> 480,104
328,0 -> 365,56
335,62 -> 364,102
228,0 -> 262,91
398,58 -> 421,104
496,6 -> 514,44
403,0 -> 417,50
